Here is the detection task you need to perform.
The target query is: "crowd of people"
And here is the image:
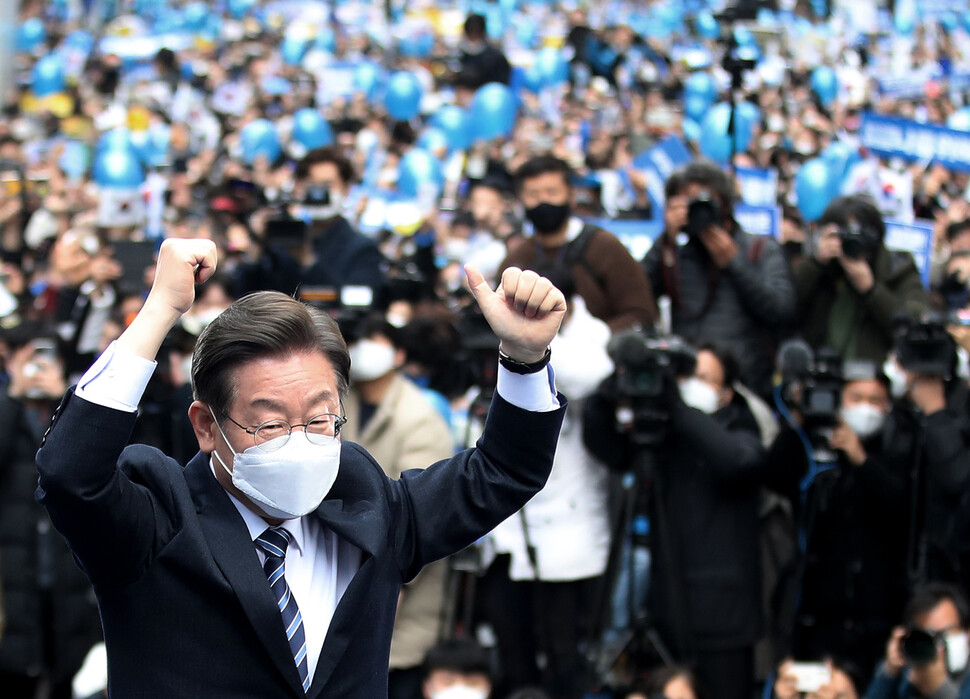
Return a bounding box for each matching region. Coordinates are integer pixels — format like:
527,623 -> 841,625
6,0 -> 970,697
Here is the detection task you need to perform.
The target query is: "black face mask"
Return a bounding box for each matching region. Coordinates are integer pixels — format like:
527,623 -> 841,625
525,202 -> 571,234
782,240 -> 804,258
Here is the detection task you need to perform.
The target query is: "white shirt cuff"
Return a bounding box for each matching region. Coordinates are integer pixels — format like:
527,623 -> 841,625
75,341 -> 158,413
495,364 -> 560,412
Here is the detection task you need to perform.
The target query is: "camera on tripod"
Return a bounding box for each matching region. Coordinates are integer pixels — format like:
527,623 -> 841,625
894,313 -> 954,378
606,329 -> 696,447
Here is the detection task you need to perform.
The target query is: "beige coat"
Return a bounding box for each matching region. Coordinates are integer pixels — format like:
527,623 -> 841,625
342,374 -> 455,670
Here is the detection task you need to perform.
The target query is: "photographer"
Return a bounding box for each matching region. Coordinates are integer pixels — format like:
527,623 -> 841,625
767,362 -> 908,683
867,583 -> 970,699
234,147 -> 385,297
585,341 -> 767,699
642,161 -> 796,400
793,195 -> 931,363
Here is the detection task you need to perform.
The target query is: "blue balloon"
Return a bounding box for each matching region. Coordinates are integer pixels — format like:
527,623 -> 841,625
32,55 -> 65,97
418,127 -> 449,154
699,103 -> 732,163
315,26 -> 337,54
228,0 -> 255,19
399,32 -> 434,58
733,101 -> 761,152
93,149 -> 144,188
97,129 -> 135,155
733,26 -> 757,48
822,141 -> 860,189
431,106 -> 473,151
354,62 -> 383,102
384,72 -> 423,121
683,118 -> 701,143
795,158 -> 835,222
949,108 -> 970,132
59,141 -> 90,179
17,18 -> 46,53
398,148 -> 443,198
240,119 -> 280,166
513,63 -> 545,94
810,66 -> 839,108
183,3 -> 208,32
292,109 -> 333,150
696,12 -> 720,40
685,93 -> 710,122
281,36 -> 308,66
895,3 -> 916,35
470,83 -> 517,140
685,71 -> 718,103
64,30 -> 93,55
536,48 -> 569,87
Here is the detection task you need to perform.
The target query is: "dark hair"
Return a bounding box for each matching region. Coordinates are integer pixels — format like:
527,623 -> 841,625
515,155 -> 574,192
946,219 -> 970,243
423,638 -> 491,679
817,195 -> 886,241
191,291 -> 350,415
697,343 -> 739,388
643,666 -> 704,699
464,13 -> 487,39
904,582 -> 970,628
353,313 -> 400,347
295,146 -> 356,185
668,160 -> 736,217
664,169 -> 687,201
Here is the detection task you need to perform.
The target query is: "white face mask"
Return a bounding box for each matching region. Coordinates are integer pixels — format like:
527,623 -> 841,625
840,403 -> 886,440
947,630 -> 970,674
882,358 -> 909,399
349,339 -> 396,382
679,377 -> 720,414
209,408 -> 341,520
431,686 -> 489,699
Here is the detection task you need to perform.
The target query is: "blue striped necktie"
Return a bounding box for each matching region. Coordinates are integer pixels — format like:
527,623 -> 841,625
256,527 -> 310,693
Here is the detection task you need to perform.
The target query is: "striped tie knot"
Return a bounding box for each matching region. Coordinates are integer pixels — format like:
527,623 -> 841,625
256,527 -> 291,559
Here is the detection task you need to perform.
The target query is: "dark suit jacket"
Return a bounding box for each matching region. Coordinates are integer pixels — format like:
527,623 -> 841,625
35,388 -> 565,697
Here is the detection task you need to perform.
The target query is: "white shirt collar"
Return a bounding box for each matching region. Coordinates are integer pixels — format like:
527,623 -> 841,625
208,458 -> 306,556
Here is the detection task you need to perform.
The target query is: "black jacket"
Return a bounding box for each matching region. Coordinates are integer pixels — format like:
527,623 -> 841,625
585,385 -> 767,654
642,229 -> 796,399
0,392 -> 100,682
35,388 -> 565,697
236,217 -> 385,297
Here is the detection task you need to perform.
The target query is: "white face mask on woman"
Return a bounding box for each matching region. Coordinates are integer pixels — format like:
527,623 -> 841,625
678,377 -> 720,414
430,686 -> 489,699
210,408 -> 341,520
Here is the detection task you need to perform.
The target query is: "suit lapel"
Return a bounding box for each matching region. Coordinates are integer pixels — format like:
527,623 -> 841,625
184,453 -> 306,696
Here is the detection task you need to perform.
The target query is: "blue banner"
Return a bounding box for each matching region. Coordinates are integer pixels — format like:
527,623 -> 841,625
884,218 -> 934,288
631,136 -> 693,219
736,204 -> 781,238
735,167 -> 778,208
859,112 -> 970,174
585,217 -> 662,261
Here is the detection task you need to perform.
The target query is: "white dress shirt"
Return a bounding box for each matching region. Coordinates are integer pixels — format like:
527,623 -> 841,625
74,340 -> 559,683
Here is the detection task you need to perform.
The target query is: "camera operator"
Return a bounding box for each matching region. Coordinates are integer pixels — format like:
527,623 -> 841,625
766,362 -> 908,684
793,195 -> 931,363
642,160 -> 796,400
867,583 -> 970,699
234,147 -> 385,297
585,340 -> 768,699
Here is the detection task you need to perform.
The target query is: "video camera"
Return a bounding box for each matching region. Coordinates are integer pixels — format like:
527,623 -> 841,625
606,329 -> 697,446
778,341 -> 844,429
894,313 -> 954,379
838,220 -> 881,260
264,185 -> 341,246
298,285 -> 376,342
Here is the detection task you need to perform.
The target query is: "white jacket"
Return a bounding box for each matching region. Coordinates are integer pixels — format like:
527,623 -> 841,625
488,297 -> 614,581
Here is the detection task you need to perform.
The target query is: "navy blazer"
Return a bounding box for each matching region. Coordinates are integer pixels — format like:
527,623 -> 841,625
35,388 -> 565,697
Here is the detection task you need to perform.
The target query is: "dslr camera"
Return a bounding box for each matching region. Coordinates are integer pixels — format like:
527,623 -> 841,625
685,189 -> 722,238
894,314 -> 954,378
901,627 -> 942,667
838,220 -> 880,260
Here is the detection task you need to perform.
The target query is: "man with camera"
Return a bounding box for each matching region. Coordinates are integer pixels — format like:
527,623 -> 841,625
642,160 -> 796,400
767,358 -> 951,685
867,583 -> 970,699
793,195 -> 930,363
584,341 -> 768,699
234,147 -> 385,298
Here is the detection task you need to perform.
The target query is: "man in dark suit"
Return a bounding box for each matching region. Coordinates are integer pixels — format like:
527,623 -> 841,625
35,239 -> 567,697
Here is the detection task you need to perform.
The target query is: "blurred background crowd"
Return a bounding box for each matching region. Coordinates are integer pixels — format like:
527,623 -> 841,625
7,0 -> 970,698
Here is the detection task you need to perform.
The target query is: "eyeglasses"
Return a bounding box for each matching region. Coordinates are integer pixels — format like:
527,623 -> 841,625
221,411 -> 347,452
